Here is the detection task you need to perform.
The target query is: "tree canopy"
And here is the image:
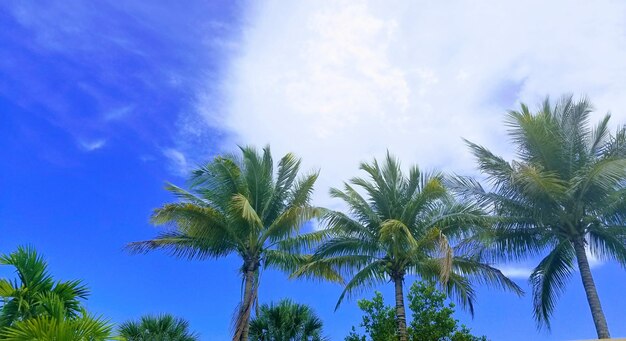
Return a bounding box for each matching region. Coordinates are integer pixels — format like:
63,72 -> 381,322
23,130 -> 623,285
345,281 -> 487,341
454,95 -> 626,338
128,145 -> 321,340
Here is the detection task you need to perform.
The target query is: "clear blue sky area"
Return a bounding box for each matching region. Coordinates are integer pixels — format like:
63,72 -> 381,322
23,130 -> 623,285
1,2 -> 626,340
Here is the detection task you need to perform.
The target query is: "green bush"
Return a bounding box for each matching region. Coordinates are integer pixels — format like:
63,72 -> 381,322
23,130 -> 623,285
346,282 -> 487,341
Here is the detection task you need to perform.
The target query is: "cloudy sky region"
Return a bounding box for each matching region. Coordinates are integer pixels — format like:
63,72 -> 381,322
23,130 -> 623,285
2,1 -> 626,340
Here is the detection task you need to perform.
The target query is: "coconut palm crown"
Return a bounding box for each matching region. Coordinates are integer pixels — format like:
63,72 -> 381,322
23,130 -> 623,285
128,146 -> 320,341
297,154 -> 522,341
118,314 -> 199,341
455,95 -> 626,339
249,299 -> 327,341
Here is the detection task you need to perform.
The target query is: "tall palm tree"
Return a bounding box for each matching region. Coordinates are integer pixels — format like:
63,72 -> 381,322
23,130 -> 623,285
128,146 -> 321,341
119,314 -> 198,341
455,95 -> 626,339
296,154 -> 522,341
0,246 -> 89,331
249,299 -> 327,341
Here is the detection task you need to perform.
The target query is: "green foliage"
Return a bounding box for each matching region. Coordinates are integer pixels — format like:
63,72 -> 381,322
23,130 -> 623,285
296,153 -> 521,340
298,153 -> 522,311
408,282 -> 485,341
127,145 -> 322,339
249,299 -> 327,341
118,314 -> 198,341
0,246 -> 113,340
346,282 -> 487,341
0,246 -> 89,329
454,95 -> 626,334
2,312 -> 113,341
345,292 -> 396,341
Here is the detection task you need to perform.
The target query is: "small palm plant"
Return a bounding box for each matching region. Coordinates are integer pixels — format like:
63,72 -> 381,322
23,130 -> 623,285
0,246 -> 112,340
118,314 -> 198,341
455,95 -> 626,339
128,146 -> 321,341
2,310 -> 112,341
0,246 -> 90,330
249,300 -> 327,341
297,154 -> 522,341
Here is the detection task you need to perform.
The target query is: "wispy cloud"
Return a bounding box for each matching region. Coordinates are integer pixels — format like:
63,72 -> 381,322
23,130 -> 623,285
103,105 -> 134,122
78,139 -> 106,152
2,1 -> 231,166
162,148 -> 189,176
195,0 -> 626,209
498,266 -> 533,280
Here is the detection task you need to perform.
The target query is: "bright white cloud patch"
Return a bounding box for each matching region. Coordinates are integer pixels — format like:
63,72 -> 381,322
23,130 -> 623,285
199,0 -> 626,209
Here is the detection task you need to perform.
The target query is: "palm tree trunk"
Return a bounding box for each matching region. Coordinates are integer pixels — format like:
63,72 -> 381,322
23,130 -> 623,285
234,266 -> 257,341
394,276 -> 408,341
573,238 -> 610,339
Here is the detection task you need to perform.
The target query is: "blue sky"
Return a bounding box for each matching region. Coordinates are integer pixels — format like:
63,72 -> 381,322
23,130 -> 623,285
2,1 -> 626,340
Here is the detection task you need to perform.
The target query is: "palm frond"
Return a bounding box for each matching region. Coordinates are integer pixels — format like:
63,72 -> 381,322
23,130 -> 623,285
530,240 -> 575,329
289,172 -> 319,208
263,248 -> 306,269
127,231 -> 235,259
321,210 -> 375,240
191,155 -> 245,203
1,312 -> 113,341
601,125 -> 626,158
313,237 -> 380,260
589,114 -> 611,157
119,314 -> 199,341
288,256 -> 347,284
230,193 -> 264,231
274,229 -> 332,254
329,185 -> 380,228
451,256 -> 524,296
571,158 -> 626,201
164,183 -> 209,206
464,140 -> 514,186
512,164 -> 567,202
262,152 -> 302,222
588,226 -> 626,267
414,259 -> 478,316
379,219 -> 419,253
335,260 -> 387,310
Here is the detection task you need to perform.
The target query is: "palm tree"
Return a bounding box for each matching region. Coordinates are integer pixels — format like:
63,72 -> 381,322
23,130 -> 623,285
0,247 -> 112,340
0,246 -> 89,331
119,314 -> 198,341
249,299 -> 327,341
128,146 -> 321,341
2,310 -> 112,341
455,95 -> 626,339
297,154 -> 522,341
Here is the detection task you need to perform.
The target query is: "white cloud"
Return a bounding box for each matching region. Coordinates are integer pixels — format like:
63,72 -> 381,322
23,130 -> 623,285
586,248 -> 604,269
103,105 -> 134,121
196,0 -> 626,209
498,266 -> 533,279
163,148 -> 189,176
78,139 -> 106,152
497,244 -> 604,280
